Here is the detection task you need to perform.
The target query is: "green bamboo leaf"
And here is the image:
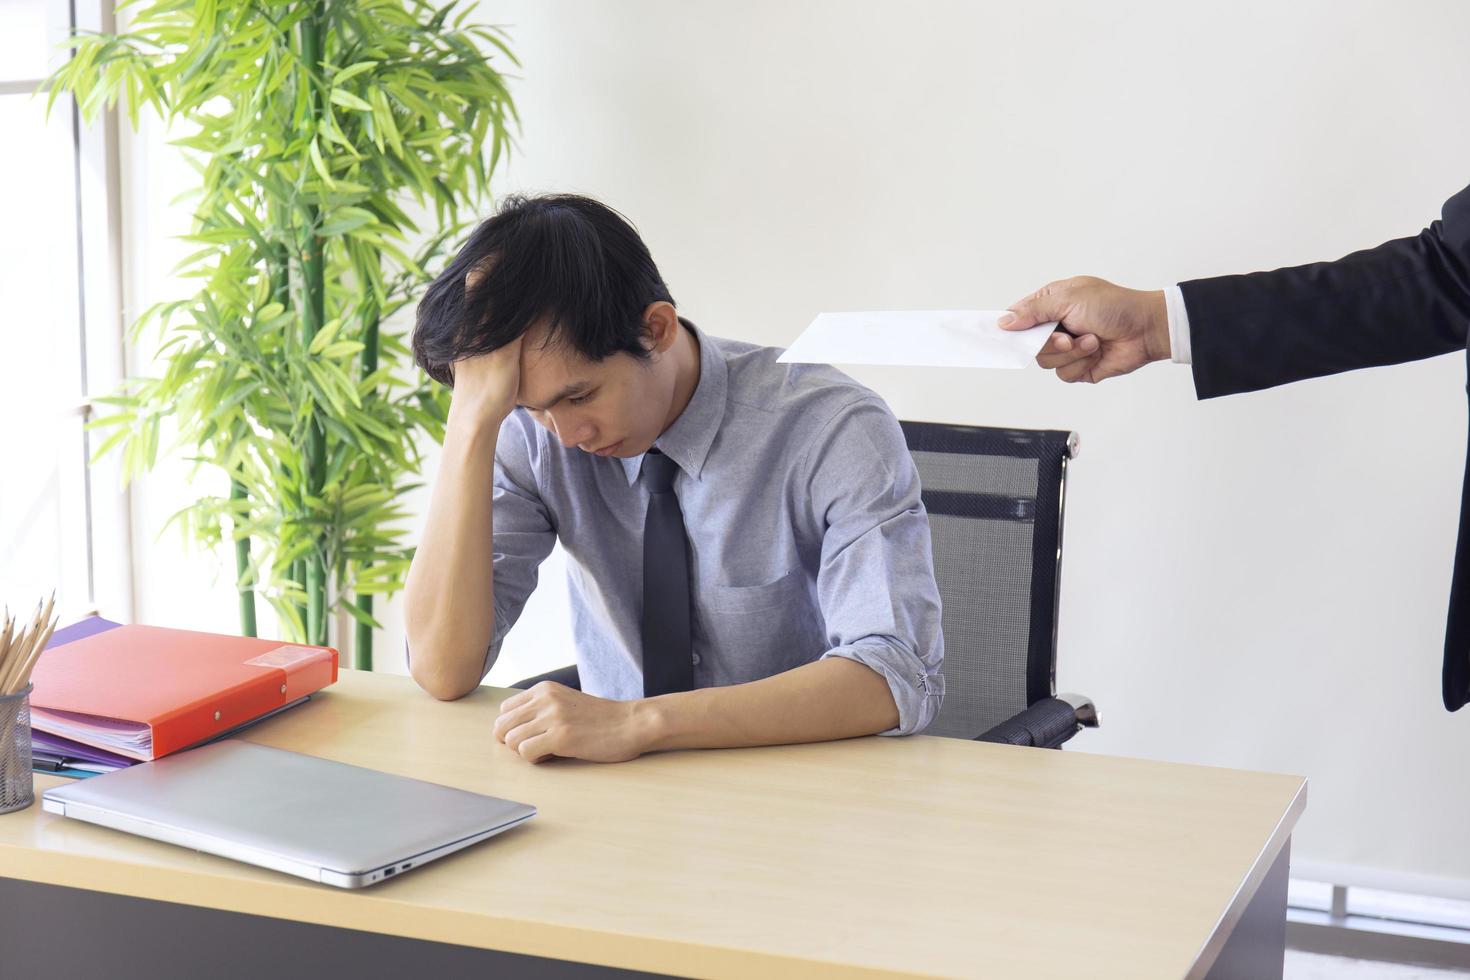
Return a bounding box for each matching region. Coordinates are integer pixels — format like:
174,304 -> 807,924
328,88 -> 373,113
90,425 -> 134,465
307,317 -> 344,355
91,393 -> 141,407
340,598 -> 385,631
321,340 -> 366,359
307,136 -> 336,188
318,111 -> 362,158
209,378 -> 264,422
317,208 -> 377,236
304,361 -> 347,415
349,579 -> 404,596
352,412 -> 397,443
84,411 -> 137,430
332,61 -> 380,86
267,595 -> 306,642
323,360 -> 363,409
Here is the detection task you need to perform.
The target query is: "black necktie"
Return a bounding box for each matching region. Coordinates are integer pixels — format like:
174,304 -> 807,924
641,450 -> 694,697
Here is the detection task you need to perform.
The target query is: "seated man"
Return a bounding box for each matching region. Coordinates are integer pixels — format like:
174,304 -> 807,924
404,193 -> 943,763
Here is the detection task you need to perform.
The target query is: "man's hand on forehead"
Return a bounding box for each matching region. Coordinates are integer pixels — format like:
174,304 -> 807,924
446,335 -> 524,432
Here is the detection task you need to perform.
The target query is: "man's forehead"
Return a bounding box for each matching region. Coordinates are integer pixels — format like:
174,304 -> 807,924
518,329 -> 597,405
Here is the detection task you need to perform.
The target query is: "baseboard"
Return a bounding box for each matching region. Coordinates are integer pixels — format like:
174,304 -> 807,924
1287,908 -> 1470,971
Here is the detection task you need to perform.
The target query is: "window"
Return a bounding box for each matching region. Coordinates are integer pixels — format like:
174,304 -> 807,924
0,0 -> 127,624
0,0 -> 87,615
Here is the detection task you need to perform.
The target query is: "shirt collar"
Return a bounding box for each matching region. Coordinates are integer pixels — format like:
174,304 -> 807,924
620,319 -> 727,486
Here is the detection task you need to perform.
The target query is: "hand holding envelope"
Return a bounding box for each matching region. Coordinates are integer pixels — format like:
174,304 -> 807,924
777,310 -> 1059,369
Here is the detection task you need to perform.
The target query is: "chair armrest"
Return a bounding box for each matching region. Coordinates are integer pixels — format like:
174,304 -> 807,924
510,664 -> 581,691
974,693 -> 1099,749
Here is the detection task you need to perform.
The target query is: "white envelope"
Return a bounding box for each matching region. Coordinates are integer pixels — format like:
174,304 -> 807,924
777,310 -> 1057,369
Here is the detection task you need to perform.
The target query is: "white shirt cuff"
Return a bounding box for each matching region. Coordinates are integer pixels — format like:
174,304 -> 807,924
1164,284 -> 1192,364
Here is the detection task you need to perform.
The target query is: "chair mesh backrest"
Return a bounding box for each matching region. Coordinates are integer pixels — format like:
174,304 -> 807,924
901,422 -> 1073,739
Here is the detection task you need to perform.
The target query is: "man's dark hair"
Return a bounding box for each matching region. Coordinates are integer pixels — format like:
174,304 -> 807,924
412,194 -> 675,386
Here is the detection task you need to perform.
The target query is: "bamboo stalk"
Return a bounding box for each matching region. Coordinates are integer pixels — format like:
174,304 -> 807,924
269,235 -> 305,638
356,276 -> 381,670
232,475 -> 257,637
300,10 -> 328,649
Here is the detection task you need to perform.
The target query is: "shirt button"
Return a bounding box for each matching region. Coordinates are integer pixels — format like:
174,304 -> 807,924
691,653 -> 701,665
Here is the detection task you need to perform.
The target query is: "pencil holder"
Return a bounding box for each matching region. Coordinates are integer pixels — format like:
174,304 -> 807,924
0,684 -> 34,814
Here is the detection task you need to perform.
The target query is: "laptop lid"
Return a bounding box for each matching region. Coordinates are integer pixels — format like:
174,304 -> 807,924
42,740 -> 535,888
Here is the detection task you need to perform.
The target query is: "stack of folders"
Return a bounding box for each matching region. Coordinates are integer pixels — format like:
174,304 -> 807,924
31,618 -> 339,778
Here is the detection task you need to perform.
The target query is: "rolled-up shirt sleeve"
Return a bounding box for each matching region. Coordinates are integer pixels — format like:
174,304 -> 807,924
803,397 -> 945,735
481,410 -> 557,679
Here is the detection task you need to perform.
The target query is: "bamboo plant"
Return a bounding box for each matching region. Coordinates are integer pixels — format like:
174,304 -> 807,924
44,0 -> 517,666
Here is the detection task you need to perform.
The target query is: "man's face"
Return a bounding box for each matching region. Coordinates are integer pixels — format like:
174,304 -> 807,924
514,321 -> 678,458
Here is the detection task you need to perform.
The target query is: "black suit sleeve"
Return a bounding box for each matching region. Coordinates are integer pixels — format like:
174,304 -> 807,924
1181,183 -> 1470,399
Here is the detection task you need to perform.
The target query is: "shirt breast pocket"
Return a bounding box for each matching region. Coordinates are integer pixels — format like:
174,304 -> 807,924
696,568 -> 827,682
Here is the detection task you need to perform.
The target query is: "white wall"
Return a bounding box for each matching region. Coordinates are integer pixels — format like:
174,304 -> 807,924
127,0 -> 1470,892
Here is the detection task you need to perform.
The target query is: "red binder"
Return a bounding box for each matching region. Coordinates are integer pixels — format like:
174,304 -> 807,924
28,624 -> 338,761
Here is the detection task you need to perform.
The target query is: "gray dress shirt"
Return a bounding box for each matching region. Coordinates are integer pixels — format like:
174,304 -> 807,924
485,324 -> 945,735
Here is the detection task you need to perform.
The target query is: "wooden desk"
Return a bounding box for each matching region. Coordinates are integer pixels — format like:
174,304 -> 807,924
0,670 -> 1304,979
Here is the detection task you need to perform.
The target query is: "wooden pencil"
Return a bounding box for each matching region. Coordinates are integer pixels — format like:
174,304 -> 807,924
0,605 -> 38,693
0,615 -> 14,686
5,617 -> 56,697
1,594 -> 54,696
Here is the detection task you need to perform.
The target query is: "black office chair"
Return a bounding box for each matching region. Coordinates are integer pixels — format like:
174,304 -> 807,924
901,420 -> 1098,748
513,421 -> 1099,749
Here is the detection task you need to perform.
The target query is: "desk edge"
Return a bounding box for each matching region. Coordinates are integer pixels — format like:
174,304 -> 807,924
1185,776 -> 1308,979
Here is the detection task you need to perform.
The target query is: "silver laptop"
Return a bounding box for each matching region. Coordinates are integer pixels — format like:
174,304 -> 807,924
42,740 -> 535,888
